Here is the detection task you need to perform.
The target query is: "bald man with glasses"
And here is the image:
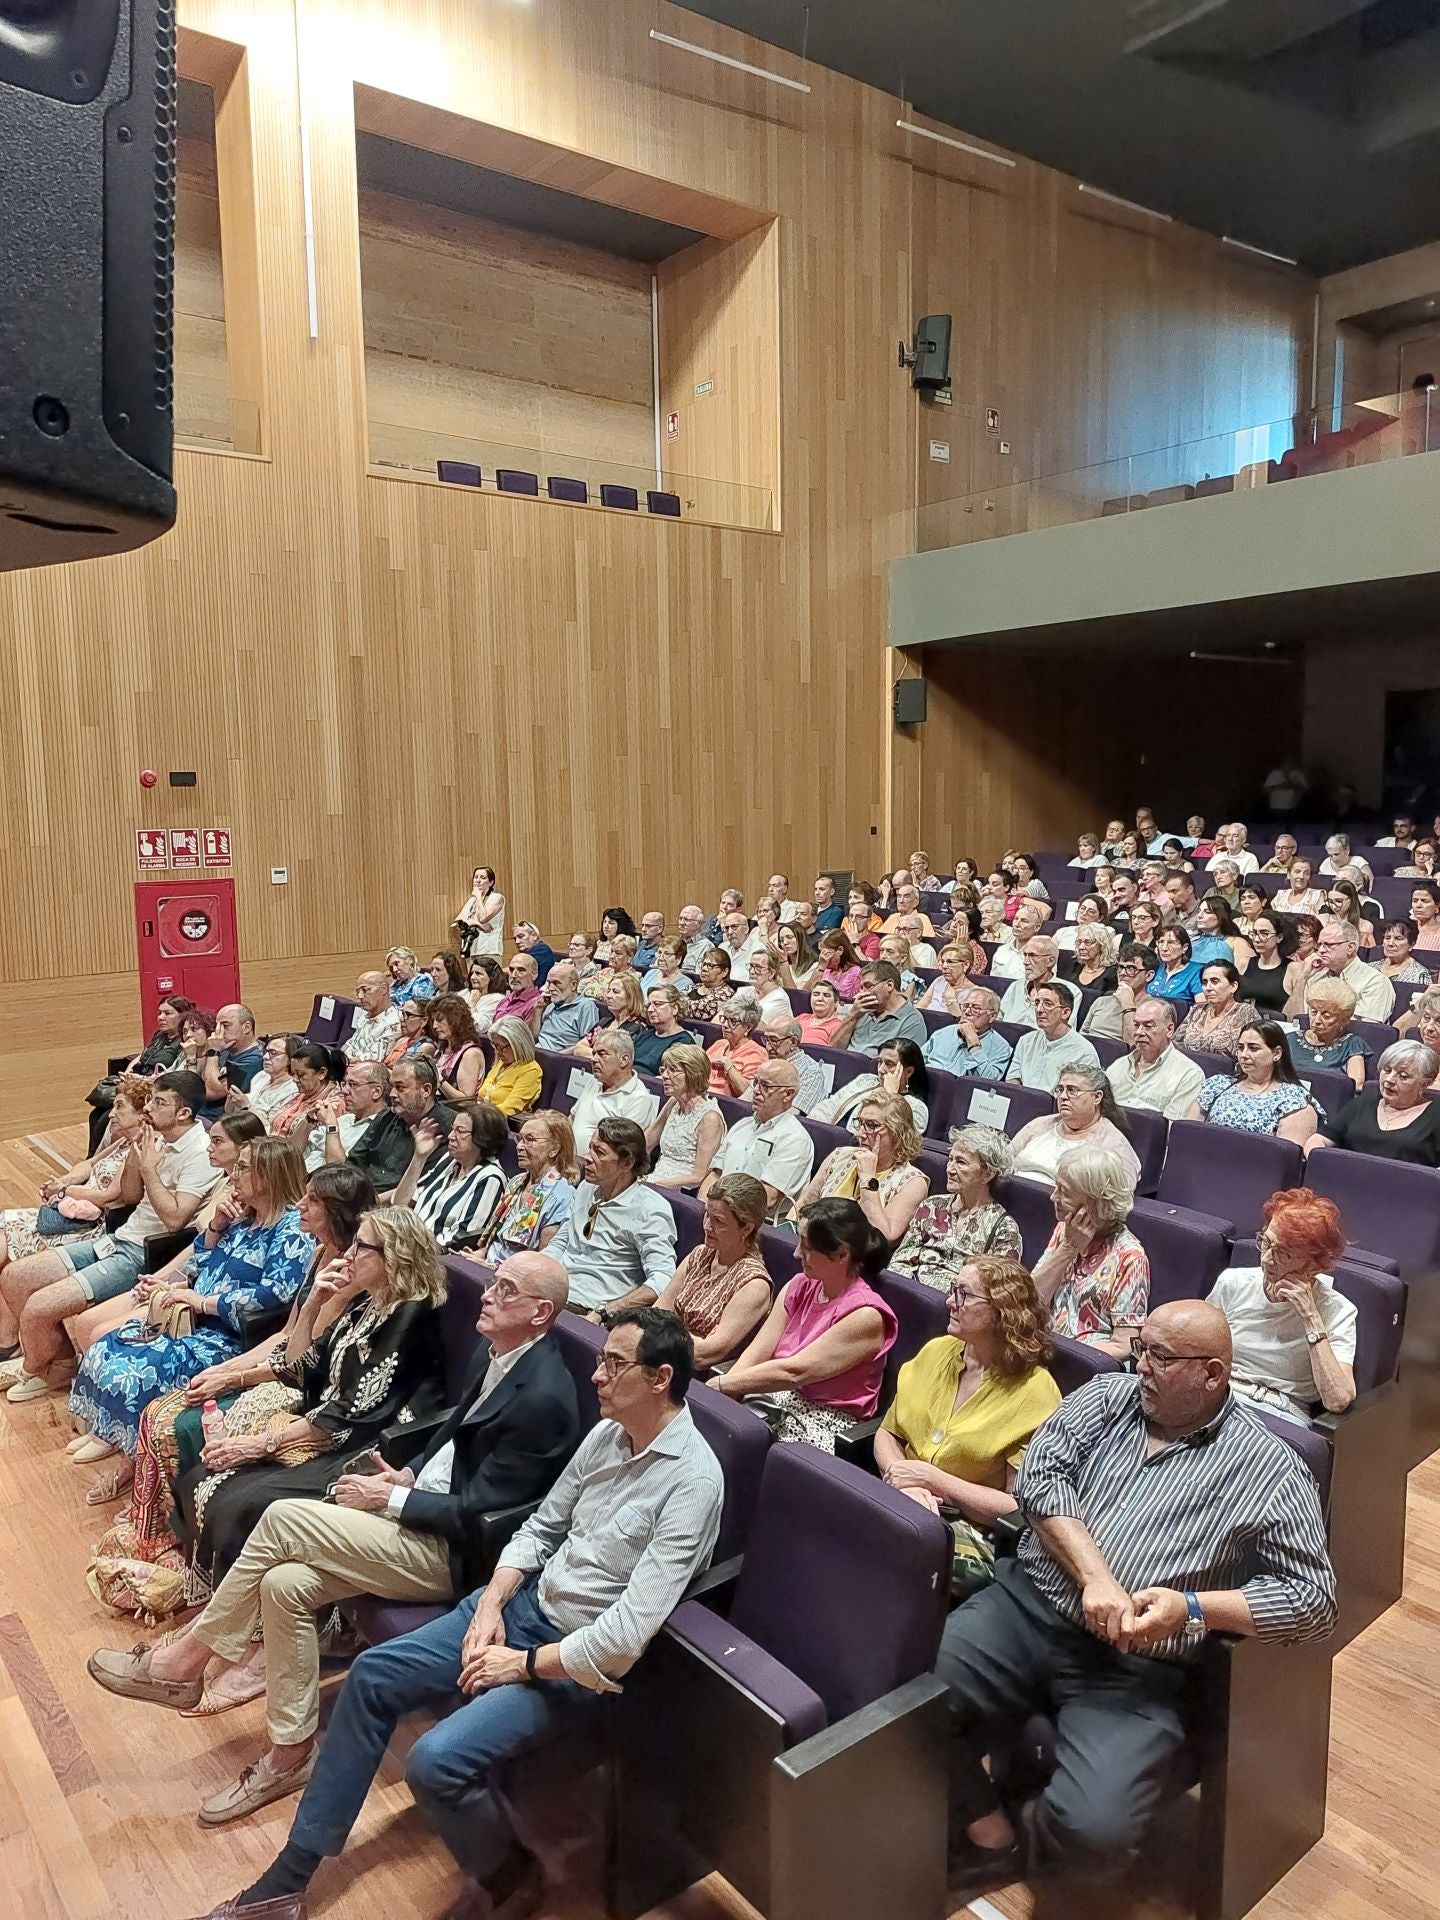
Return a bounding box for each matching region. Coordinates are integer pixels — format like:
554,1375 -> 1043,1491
704,1058 -> 815,1220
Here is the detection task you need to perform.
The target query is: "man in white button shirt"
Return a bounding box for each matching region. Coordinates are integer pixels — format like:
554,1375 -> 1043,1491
548,1117 -> 678,1312
705,1058 -> 815,1220
85,1254 -> 578,1828
989,898 -> 1049,983
568,1030 -> 659,1158
343,970 -> 401,1064
767,872 -> 802,923
1106,997 -> 1204,1121
1205,824 -> 1259,876
169,1308 -> 722,1920
1303,922 -> 1396,1023
997,936 -> 1079,1027
719,907 -> 761,982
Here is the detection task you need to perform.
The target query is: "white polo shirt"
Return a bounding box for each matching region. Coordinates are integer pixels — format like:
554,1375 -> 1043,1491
1106,1046 -> 1205,1121
569,1074 -> 660,1158
715,1112 -> 815,1214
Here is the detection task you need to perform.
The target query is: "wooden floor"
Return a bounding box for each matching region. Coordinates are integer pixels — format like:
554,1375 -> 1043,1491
3,1133 -> 1440,1920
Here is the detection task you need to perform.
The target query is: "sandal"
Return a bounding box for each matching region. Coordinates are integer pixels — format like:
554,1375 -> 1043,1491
71,1437 -> 118,1465
180,1662 -> 268,1717
85,1464 -> 134,1507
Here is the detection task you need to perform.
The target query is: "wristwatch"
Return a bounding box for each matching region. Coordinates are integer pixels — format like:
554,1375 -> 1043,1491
524,1646 -> 540,1682
1181,1590 -> 1207,1640
1305,1327 -> 1327,1347
265,1430 -> 281,1456
865,1176 -> 881,1192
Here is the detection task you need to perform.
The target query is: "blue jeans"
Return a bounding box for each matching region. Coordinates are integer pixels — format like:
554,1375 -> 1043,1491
57,1235 -> 146,1305
290,1579 -> 591,1883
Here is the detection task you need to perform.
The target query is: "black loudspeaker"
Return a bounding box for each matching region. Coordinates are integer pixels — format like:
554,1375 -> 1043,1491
893,678 -> 928,725
909,315 -> 951,392
0,0 -> 177,573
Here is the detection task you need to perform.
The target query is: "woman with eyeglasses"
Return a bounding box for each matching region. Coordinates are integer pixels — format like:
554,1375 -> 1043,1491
1205,1189 -> 1355,1424
710,1196 -> 896,1450
809,1038 -> 931,1137
647,1044 -> 726,1191
873,1254 -> 1059,1596
889,1125 -> 1022,1292
651,1174 -> 773,1371
227,1034 -> 300,1128
384,1000 -> 433,1068
686,946 -> 737,1025
1058,923 -> 1119,994
86,1164 -> 376,1629
480,1110 -> 578,1256
475,1016 -> 544,1117
1323,878 -> 1377,953
1236,913 -> 1298,1018
705,995 -> 767,1098
917,940 -> 981,1015
393,1100 -> 510,1251
66,1138 -> 313,1499
1009,1064 -> 1140,1191
1186,1020 -> 1319,1145
798,1091 -> 929,1245
1030,1146 -> 1149,1360
173,1205 -> 447,1604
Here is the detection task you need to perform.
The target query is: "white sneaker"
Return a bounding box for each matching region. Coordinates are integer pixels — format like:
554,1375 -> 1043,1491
0,1356 -> 25,1386
6,1374 -> 50,1403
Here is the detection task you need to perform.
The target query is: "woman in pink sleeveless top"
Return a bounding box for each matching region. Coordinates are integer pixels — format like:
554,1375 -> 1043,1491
711,1197 -> 897,1449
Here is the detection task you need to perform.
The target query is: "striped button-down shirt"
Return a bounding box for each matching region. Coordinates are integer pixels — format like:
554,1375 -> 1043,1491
1016,1374 -> 1335,1659
497,1405 -> 723,1691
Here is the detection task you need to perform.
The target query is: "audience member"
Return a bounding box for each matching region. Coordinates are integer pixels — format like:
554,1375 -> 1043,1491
1108,995 -> 1205,1118
1059,924 -> 1119,994
990,898 -> 1048,977
640,934 -> 696,999
1318,833 -> 1353,878
676,904 -> 710,972
687,946 -> 737,1023
843,883 -> 883,959
1409,881 -> 1440,952
811,1037 -> 930,1134
646,1045 -> 725,1190
1150,925 -> 1203,1005
1031,1146 -> 1149,1359
745,947 -> 792,1023
812,874 -> 845,931
918,940 -> 979,1014
167,1306 -> 720,1920
595,908 -> 638,963
997,936 -> 1079,1027
1377,918 -> 1433,984
511,922 -> 558,986
547,1118 -> 677,1312
344,973 -> 401,1064
386,947 -> 435,1007
86,994 -> 194,1148
831,961 -> 928,1056
1306,1041 -> 1440,1166
706,994 -> 767,1097
772,921 -> 820,991
1188,1021 -> 1319,1144
491,953 -> 543,1034
1287,979 -> 1370,1091
536,961 -> 601,1052
923,985 -> 1013,1080
1191,895 -> 1254,970
1055,893 -> 1110,955
1259,834 -> 1299,875
1206,822 -> 1259,874
1009,1063 -> 1141,1190
0,1079 -> 151,1303
712,1197 -> 896,1449
568,1031 -> 658,1158
1006,983 -> 1099,1092
1291,920 -> 1396,1021
755,1015 -> 826,1114
799,1090 -> 928,1244
565,932 -> 601,986
385,1001 -> 432,1067
632,986 -> 701,1075
1237,913 -> 1299,1017
1,1072 -> 222,1401
718,908 -> 761,982
632,912 -> 666,972
1173,961 -> 1250,1061
428,995 -> 483,1102
877,931 -> 925,1001
705,1059 -> 813,1221
1080,941 -> 1157,1043
388,1059 -> 457,1172
937,1298 -> 1335,1889
428,952 -> 468,998
647,1176 -> 773,1369
890,1125 -> 1022,1291
393,1100 -> 509,1252
1273,857 -> 1327,915
880,880 -> 936,937
1162,871 -> 1201,932
702,888 -> 744,947
322,1061 -> 413,1192
1208,1191 -> 1355,1422
451,865 -> 505,958
480,1111 -> 578,1258
578,973 -> 647,1051
798,978 -> 845,1047
816,926 -> 865,999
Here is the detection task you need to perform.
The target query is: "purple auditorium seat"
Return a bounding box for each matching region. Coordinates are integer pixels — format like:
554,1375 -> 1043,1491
547,475 -> 587,503
801,1116 -> 857,1167
662,1188 -> 705,1262
439,1256 -> 489,1393
803,1043 -> 872,1094
1391,979 -> 1429,1016
947,1075 -> 1056,1138
1125,1204 -> 1228,1307
1087,1033 -> 1127,1067
872,1268 -> 949,1404
646,490 -> 681,517
1351,1019 -> 1398,1061
600,484 -> 639,510
609,1445 -> 950,1920
436,460 -> 482,486
1156,1119 -> 1301,1237
535,1046 -> 588,1113
683,1384 -> 770,1560
1049,1334 -> 1120,1395
496,468 -> 539,495
690,1019 -> 722,1046
786,988 -> 811,1016
995,1174 -> 1059,1266
1178,1046 -> 1236,1081
714,1092 -> 752,1132
1300,1067 -> 1356,1126
304,992 -> 357,1045
553,1310 -> 604,1430
1304,1149 -> 1440,1278
758,1226 -> 800,1290
1122,1104 -> 1169,1194
920,1007 -> 952,1038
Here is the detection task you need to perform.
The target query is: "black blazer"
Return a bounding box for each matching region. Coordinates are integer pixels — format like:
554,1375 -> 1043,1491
394,1332 -> 579,1594
345,1107 -> 414,1192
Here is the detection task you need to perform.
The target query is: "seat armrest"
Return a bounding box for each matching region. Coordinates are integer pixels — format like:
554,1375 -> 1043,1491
664,1600 -> 828,1744
1312,1375 -> 1399,1438
777,1671 -> 951,1776
834,1416 -> 880,1470
475,1499 -> 541,1565
107,1055 -> 134,1076
376,1412 -> 449,1466
143,1229 -> 192,1274
992,1509 -> 1026,1558
681,1553 -> 744,1609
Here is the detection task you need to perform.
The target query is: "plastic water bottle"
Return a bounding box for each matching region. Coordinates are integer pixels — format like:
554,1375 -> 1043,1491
201,1399 -> 224,1443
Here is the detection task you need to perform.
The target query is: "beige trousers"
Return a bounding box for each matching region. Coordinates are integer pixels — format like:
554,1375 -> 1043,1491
191,1495 -> 453,1745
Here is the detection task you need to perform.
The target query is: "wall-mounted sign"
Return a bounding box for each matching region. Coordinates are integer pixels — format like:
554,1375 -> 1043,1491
202,827 -> 232,867
928,440 -> 951,464
169,828 -> 200,869
986,408 -> 1000,432
694,379 -> 714,398
136,829 -> 167,871
666,411 -> 680,441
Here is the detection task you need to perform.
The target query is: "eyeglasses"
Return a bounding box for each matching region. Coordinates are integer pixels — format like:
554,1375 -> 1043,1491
1133,1340 -> 1214,1372
484,1276 -> 541,1305
946,1284 -> 987,1308
595,1351 -> 651,1381
353,1237 -> 384,1255
855,1117 -> 885,1137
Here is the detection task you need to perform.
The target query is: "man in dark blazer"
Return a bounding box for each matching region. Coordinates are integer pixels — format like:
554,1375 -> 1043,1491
85,1252 -> 581,1830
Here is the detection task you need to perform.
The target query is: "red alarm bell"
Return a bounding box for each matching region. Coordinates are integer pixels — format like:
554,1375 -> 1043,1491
139,768 -> 158,788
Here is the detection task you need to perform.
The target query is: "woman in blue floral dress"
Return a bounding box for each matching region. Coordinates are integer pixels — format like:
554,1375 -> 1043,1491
68,1138 -> 314,1491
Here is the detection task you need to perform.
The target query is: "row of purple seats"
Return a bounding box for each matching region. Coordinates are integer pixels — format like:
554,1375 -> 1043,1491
304,991 -> 357,1046
436,459 -> 681,517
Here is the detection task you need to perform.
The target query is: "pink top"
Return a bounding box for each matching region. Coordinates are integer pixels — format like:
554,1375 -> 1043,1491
798,1012 -> 844,1046
774,1272 -> 897,1416
821,964 -> 862,1000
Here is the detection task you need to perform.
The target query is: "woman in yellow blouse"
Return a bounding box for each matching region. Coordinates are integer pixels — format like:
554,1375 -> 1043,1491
873,1253 -> 1059,1595
475,1016 -> 543,1117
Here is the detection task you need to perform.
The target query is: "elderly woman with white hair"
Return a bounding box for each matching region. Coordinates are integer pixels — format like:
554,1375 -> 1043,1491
1009,1062 -> 1141,1191
889,1125 -> 1023,1292
1285,978 -> 1370,1092
1205,859 -> 1242,911
1029,1145 -> 1150,1360
1058,922 -> 1119,994
1053,892 -> 1110,956
1305,1039 -> 1440,1166
385,946 -> 435,1008
1396,984 -> 1440,1069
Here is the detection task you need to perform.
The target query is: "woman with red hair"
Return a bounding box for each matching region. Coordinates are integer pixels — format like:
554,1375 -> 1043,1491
1206,1189 -> 1356,1421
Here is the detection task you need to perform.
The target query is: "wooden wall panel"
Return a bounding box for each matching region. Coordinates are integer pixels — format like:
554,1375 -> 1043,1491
173,126 -> 232,447
359,187 -> 656,470
0,0 -> 1309,1084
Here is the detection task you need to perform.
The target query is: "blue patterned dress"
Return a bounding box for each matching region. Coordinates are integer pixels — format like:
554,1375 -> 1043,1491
69,1209 -> 315,1452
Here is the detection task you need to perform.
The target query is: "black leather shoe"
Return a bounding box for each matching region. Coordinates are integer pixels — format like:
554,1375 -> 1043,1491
947,1838 -> 1024,1895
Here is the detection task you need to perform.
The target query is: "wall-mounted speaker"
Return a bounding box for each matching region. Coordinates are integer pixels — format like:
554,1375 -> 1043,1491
0,0 -> 178,573
908,315 -> 951,392
893,678 -> 928,725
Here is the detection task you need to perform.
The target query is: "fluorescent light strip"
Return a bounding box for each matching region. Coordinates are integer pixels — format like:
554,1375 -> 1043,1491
1078,182 -> 1173,222
1123,0 -> 1231,56
649,29 -> 811,94
1223,235 -> 1300,267
895,120 -> 1017,169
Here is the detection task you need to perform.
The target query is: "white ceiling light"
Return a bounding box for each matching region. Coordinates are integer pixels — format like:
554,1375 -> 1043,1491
1222,235 -> 1300,266
1078,182 -> 1173,221
895,120 -> 1016,169
649,29 -> 811,93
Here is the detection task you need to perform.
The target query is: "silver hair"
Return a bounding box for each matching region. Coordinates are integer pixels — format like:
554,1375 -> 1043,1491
946,1122 -> 1014,1182
721,994 -> 762,1029
1379,1039 -> 1438,1081
1055,1144 -> 1136,1233
960,985 -> 1002,1018
489,1015 -> 536,1063
594,1026 -> 635,1064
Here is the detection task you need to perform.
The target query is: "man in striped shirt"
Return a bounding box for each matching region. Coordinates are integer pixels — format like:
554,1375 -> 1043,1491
185,1308 -> 723,1920
937,1299 -> 1335,1891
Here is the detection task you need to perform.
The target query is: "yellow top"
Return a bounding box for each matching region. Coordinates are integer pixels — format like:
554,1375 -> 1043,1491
881,1336 -> 1060,1488
477,1057 -> 542,1116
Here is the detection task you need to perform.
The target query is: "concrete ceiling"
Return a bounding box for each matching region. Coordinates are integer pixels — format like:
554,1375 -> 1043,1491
677,0 -> 1440,272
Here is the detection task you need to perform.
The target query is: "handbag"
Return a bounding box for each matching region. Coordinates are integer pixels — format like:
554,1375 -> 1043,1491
36,1201 -> 75,1237
117,1291 -> 195,1344
86,1073 -> 120,1110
